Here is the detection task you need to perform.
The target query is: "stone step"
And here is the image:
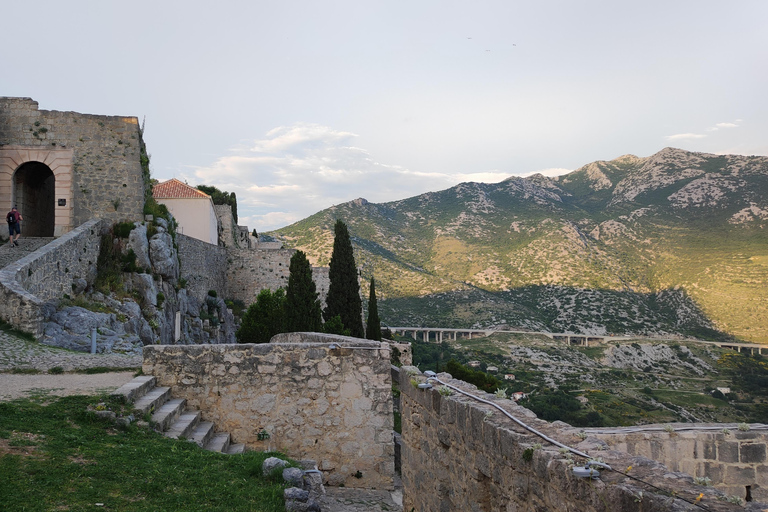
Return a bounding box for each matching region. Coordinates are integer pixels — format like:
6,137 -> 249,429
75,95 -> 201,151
205,432 -> 231,453
165,411 -> 201,440
132,386 -> 171,416
110,375 -> 157,403
151,398 -> 186,432
226,443 -> 246,455
190,421 -> 215,448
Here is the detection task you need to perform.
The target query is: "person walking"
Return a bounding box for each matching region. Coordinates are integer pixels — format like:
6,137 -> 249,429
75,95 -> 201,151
6,206 -> 22,247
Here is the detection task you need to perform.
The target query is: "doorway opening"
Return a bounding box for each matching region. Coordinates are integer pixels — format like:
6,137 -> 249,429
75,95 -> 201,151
13,161 -> 55,237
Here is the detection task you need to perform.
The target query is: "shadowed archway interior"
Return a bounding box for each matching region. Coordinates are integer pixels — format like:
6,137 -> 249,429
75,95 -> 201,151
14,161 -> 55,237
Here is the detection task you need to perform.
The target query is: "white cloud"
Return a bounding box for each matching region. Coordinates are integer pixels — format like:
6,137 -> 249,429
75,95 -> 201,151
666,133 -> 707,140
190,123 -> 512,231
715,122 -> 739,129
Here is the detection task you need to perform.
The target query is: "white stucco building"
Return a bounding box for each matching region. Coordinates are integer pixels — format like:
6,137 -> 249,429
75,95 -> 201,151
152,178 -> 218,245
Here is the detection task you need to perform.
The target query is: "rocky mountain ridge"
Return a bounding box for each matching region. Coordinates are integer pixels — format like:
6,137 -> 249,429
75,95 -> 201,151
269,148 -> 768,342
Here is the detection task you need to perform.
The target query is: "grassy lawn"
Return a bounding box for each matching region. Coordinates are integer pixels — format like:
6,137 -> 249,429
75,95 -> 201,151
0,395 -> 290,511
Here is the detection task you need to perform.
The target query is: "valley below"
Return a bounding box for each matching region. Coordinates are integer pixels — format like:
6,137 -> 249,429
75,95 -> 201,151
405,333 -> 768,426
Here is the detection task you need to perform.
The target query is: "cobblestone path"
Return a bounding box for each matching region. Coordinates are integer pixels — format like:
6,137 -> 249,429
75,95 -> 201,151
0,331 -> 142,372
0,237 -> 56,269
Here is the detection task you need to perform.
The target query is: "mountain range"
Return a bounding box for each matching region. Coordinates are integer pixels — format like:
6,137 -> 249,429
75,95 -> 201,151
266,148 -> 768,343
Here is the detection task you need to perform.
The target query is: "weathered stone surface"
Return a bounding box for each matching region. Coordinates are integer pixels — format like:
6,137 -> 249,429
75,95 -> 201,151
263,456 -> 289,476
144,339 -> 393,490
398,366 -> 755,512
149,232 -> 178,280
127,223 -> 152,270
283,467 -> 305,488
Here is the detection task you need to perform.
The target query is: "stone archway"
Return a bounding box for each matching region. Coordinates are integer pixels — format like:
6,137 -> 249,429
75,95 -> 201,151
0,147 -> 73,237
13,161 -> 55,237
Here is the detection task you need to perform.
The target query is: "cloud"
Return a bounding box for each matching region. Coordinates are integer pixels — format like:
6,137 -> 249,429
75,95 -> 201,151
707,121 -> 740,132
666,133 -> 707,140
188,123 -> 511,231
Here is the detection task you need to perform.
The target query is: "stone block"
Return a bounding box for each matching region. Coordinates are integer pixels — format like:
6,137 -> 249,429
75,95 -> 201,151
700,440 -> 716,461
740,442 -> 766,464
717,441 -> 740,463
723,465 -> 755,485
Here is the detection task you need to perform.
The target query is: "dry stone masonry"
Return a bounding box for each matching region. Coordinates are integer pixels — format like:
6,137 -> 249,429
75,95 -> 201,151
142,333 -> 395,490
0,218 -> 103,335
397,366 -> 761,511
588,426 -> 768,502
0,97 -> 145,236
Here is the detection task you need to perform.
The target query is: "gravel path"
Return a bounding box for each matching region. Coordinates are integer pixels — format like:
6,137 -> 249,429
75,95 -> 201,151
0,330 -> 141,401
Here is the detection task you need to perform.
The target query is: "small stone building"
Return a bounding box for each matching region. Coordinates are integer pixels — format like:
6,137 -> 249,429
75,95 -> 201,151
0,97 -> 145,238
153,178 -> 218,245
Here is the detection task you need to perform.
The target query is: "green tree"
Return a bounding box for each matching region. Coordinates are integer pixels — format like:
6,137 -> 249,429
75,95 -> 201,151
197,185 -> 238,223
365,277 -> 382,341
323,220 -> 364,338
285,250 -> 323,333
323,314 -> 351,336
236,288 -> 286,343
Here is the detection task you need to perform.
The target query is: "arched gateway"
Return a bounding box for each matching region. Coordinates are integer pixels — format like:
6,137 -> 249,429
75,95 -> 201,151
0,148 -> 73,238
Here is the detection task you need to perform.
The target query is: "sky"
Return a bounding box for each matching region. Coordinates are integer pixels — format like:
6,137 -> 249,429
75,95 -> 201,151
3,1 -> 767,231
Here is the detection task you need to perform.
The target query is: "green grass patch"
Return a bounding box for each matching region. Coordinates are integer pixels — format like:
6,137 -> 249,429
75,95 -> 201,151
0,396 -> 290,511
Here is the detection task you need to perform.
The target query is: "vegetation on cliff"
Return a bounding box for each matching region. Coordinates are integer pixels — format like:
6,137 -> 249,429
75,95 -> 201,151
269,148 -> 768,343
409,332 -> 768,426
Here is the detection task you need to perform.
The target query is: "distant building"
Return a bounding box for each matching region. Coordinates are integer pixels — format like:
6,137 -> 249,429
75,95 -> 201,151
504,374 -> 515,381
153,179 -> 218,245
467,361 -> 481,368
716,387 -> 731,395
486,366 -> 498,373
511,392 -> 527,402
576,395 -> 589,404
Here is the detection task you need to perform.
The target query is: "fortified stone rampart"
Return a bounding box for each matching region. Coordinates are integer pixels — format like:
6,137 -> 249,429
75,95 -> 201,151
142,333 -> 394,490
214,205 -> 235,247
398,366 -> 754,511
177,233 -> 228,301
0,98 -> 145,237
0,218 -> 104,335
589,426 -> 768,502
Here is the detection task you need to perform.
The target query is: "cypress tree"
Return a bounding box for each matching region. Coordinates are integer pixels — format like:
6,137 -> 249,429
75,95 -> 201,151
365,277 -> 382,341
323,219 -> 364,338
285,250 -> 323,332
236,288 -> 286,343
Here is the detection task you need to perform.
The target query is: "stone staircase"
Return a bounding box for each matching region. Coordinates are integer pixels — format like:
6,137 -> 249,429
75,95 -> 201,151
111,375 -> 245,454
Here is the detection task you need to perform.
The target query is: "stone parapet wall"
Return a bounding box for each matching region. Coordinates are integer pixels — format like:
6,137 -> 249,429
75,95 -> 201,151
0,218 -> 104,335
142,333 -> 394,490
177,233 -> 228,301
591,427 -> 768,502
398,366 -> 750,511
0,98 -> 145,230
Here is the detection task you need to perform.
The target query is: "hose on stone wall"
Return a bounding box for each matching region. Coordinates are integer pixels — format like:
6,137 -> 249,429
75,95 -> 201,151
424,374 -> 715,511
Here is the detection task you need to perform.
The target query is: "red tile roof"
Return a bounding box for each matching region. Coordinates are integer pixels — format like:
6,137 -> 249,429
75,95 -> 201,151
153,178 -> 211,199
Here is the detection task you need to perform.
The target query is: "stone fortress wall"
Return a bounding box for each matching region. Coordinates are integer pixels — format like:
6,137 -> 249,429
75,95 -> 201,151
0,219 -> 104,335
176,233 -> 229,300
397,365 -> 760,512
142,333 -> 395,490
592,427 -> 768,502
0,97 -> 145,237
